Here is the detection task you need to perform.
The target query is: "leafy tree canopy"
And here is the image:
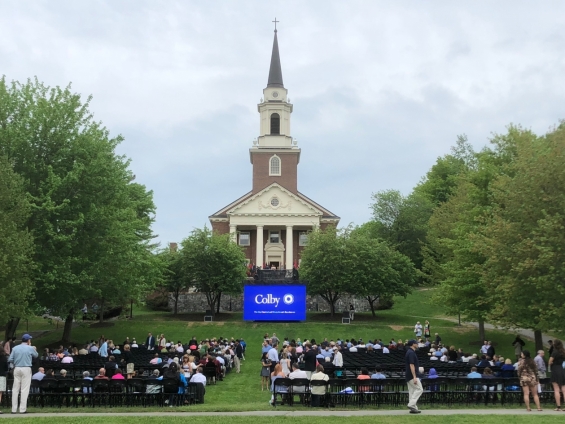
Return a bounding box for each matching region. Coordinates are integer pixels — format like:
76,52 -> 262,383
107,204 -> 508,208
179,227 -> 247,316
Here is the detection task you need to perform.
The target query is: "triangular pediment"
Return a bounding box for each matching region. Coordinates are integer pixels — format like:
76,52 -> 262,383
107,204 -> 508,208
227,184 -> 322,216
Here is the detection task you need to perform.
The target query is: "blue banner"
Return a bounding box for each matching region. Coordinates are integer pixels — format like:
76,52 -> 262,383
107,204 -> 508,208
243,285 -> 306,321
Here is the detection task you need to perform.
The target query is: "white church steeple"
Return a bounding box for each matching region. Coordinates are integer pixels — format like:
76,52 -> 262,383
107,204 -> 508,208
255,28 -> 295,149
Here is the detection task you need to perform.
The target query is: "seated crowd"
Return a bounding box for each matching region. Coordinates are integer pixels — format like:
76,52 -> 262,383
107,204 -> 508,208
4,333 -> 247,407
259,332 -> 541,383
259,332 -> 560,409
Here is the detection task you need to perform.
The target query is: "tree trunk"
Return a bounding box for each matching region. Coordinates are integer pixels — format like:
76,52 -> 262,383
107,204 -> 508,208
62,311 -> 74,344
99,299 -> 105,323
478,319 -> 486,343
534,329 -> 543,353
205,293 -> 215,317
173,291 -> 179,315
216,292 -> 222,314
367,296 -> 377,317
5,318 -> 20,341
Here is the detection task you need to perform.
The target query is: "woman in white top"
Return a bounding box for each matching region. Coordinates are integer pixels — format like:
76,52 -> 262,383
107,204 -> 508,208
158,334 -> 166,350
280,351 -> 291,377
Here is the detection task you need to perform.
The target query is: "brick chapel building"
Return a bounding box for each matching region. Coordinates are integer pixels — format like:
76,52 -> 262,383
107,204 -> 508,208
209,29 -> 340,269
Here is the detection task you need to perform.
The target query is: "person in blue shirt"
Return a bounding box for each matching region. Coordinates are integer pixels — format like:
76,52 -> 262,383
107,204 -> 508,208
98,340 -> 108,358
8,334 -> 38,414
261,340 -> 271,354
467,367 -> 482,378
500,358 -> 516,378
371,366 -> 386,379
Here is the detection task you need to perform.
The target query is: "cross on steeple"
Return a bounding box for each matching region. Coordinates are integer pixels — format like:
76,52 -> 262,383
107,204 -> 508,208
272,18 -> 279,31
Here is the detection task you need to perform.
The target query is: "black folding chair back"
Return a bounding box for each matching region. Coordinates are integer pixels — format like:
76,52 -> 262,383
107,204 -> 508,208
272,378 -> 292,407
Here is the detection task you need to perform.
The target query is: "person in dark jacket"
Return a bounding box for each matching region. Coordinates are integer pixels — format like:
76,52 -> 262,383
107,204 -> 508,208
303,344 -> 317,379
486,341 -> 495,359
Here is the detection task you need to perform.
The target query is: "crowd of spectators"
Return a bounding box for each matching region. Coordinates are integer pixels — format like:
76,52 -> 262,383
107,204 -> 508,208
0,332 -> 247,408
258,330 -> 565,410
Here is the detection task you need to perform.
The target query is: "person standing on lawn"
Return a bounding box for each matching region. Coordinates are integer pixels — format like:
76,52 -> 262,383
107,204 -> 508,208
405,339 -> 423,414
8,334 -> 38,414
517,350 -> 542,412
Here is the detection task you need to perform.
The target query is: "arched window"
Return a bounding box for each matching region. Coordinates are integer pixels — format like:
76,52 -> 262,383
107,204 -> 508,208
270,113 -> 280,135
269,155 -> 281,176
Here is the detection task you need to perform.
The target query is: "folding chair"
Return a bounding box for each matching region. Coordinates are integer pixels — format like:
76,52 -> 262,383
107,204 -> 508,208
272,378 -> 292,407
290,378 -> 311,406
309,379 -> 329,407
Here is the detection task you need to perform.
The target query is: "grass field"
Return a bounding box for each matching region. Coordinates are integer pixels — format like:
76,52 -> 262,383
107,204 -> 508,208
7,415 -> 565,424
17,289 -> 546,413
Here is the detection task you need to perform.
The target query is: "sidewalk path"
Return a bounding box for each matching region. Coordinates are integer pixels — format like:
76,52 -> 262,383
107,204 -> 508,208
443,318 -> 553,345
1,410 -> 559,417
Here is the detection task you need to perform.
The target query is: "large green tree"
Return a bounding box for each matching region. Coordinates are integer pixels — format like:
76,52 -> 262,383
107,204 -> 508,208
0,154 -> 34,335
301,226 -> 417,316
179,227 -> 247,317
369,189 -> 433,275
158,246 -> 187,315
415,135 -> 476,206
300,226 -> 356,317
476,123 -> 565,351
426,125 -> 529,341
0,77 -> 159,342
348,229 -> 416,316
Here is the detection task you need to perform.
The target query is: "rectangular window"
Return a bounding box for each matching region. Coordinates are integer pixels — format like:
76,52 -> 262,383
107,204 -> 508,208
299,232 -> 308,246
270,231 -> 280,244
239,232 -> 250,246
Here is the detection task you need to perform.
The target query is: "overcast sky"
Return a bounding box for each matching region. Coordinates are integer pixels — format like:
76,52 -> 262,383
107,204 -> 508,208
2,1 -> 564,246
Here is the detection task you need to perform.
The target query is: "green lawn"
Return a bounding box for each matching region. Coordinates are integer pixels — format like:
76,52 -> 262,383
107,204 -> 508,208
20,289 -> 539,413
8,416 -> 565,424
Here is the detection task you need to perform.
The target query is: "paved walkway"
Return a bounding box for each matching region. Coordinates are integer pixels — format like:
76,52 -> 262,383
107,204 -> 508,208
0,409 -> 561,417
442,318 -> 553,345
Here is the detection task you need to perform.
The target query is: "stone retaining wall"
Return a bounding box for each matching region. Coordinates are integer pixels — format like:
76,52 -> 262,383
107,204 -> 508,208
169,292 -> 378,314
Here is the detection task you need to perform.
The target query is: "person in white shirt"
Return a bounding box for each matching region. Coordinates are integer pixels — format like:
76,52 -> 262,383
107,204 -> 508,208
189,367 -> 207,386
332,348 -> 343,367
310,364 -> 330,407
61,355 -> 73,364
382,346 -> 390,354
267,343 -> 279,372
480,341 -> 489,355
288,363 -> 308,393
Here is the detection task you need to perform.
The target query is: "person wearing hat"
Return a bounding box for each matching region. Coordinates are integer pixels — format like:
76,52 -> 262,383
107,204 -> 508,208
405,339 -> 423,414
8,334 -> 38,414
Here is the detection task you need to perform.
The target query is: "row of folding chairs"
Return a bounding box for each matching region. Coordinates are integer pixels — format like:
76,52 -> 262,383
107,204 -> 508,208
2,378 -> 205,408
272,377 -> 558,408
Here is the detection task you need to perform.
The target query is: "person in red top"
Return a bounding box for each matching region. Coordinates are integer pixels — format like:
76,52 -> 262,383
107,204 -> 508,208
94,368 -> 109,380
357,367 -> 370,392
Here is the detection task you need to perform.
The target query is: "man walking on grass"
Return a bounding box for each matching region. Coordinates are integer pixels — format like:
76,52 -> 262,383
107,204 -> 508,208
405,339 -> 423,414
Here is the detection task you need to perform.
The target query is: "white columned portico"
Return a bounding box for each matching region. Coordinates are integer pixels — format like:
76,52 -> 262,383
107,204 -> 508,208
256,225 -> 264,267
286,225 -> 293,268
229,224 -> 237,242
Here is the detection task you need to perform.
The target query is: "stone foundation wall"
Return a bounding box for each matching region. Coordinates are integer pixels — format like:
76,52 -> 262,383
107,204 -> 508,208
169,292 -> 378,314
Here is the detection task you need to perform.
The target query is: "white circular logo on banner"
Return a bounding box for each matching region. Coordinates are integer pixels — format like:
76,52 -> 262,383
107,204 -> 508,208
283,294 -> 294,305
